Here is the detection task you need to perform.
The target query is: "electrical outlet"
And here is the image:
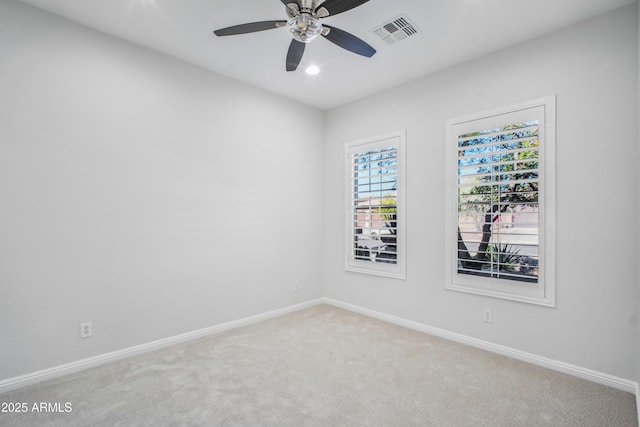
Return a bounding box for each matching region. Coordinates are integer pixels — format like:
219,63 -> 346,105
80,322 -> 92,338
483,309 -> 493,323
293,282 -> 300,292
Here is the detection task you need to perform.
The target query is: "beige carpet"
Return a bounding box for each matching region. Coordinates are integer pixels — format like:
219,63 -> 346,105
0,304 -> 637,426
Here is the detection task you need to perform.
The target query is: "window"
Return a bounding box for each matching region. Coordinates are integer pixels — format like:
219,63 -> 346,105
445,98 -> 555,306
345,131 -> 406,279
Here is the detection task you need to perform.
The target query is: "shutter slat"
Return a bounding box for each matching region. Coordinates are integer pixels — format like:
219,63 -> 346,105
457,123 -> 538,143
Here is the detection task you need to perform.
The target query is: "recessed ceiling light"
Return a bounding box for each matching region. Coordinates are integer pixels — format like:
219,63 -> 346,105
305,65 -> 320,75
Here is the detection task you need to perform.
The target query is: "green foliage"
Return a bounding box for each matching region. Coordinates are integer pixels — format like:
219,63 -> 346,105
380,197 -> 397,217
488,243 -> 520,271
379,197 -> 397,235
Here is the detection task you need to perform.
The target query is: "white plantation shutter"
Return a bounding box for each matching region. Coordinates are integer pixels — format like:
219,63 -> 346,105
456,121 -> 540,282
345,131 -> 406,279
350,145 -> 398,262
446,98 -> 556,306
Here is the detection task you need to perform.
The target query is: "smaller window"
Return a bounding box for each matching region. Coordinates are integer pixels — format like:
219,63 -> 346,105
345,131 -> 406,279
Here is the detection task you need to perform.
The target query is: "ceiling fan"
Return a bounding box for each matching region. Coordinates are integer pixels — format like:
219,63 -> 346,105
213,0 -> 376,72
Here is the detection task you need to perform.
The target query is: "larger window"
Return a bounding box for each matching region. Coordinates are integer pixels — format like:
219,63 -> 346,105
345,131 -> 406,279
445,98 -> 555,306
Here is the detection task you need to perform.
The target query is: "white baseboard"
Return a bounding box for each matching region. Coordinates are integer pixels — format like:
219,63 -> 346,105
2,296 -> 637,410
323,298 -> 638,394
0,298 -> 324,394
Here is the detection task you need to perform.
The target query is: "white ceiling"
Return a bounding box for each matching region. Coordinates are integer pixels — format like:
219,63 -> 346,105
19,0 -> 637,110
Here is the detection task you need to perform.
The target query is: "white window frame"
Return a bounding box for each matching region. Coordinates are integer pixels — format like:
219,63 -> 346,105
345,130 -> 406,279
445,97 -> 556,306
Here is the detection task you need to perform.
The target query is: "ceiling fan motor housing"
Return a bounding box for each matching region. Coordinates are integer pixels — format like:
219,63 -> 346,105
287,0 -> 320,16
286,0 -> 323,43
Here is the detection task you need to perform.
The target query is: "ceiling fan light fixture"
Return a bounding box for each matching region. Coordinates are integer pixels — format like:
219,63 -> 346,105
287,14 -> 322,43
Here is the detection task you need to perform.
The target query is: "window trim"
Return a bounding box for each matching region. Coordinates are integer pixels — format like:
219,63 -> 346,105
445,97 -> 556,306
345,130 -> 407,280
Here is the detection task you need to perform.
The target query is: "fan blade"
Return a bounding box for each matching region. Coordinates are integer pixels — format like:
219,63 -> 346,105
286,39 -> 306,71
316,0 -> 369,17
322,25 -> 376,57
214,21 -> 286,36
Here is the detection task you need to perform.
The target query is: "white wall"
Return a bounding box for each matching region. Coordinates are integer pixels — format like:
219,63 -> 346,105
637,0 -> 640,393
0,0 -> 324,380
323,4 -> 639,380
